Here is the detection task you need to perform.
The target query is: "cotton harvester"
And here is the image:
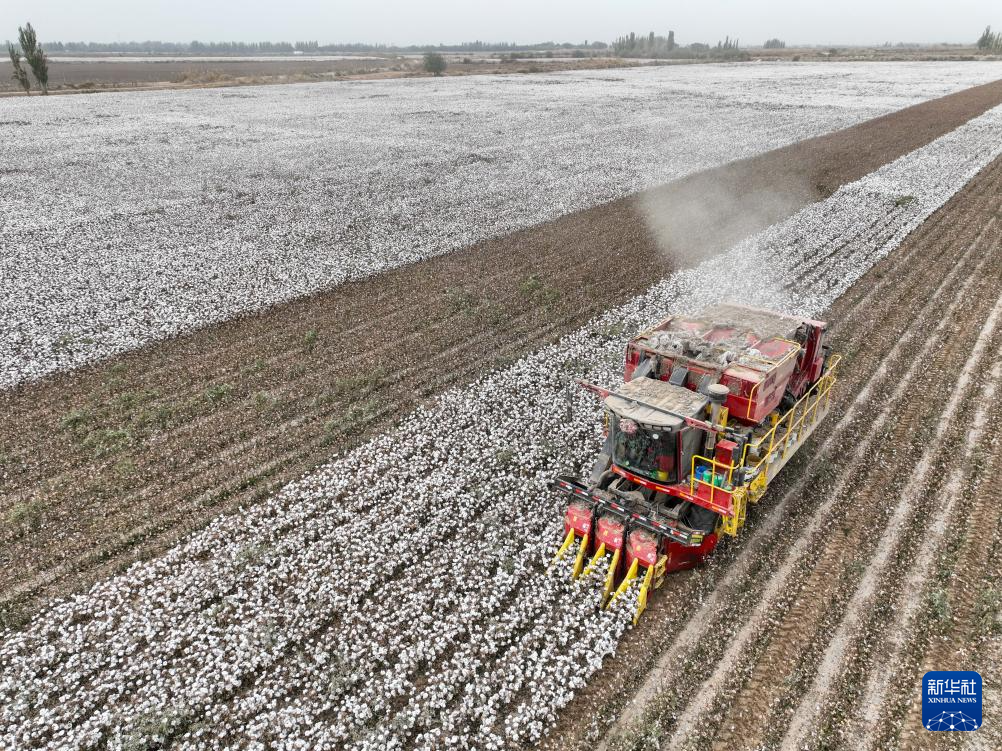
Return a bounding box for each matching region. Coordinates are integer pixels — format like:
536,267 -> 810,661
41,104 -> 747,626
550,304 -> 840,623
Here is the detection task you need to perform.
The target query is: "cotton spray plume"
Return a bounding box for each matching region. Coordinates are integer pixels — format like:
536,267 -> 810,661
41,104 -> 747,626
634,159 -> 821,270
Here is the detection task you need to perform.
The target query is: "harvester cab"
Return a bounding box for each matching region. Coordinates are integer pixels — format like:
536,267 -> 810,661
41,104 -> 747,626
550,304 -> 840,624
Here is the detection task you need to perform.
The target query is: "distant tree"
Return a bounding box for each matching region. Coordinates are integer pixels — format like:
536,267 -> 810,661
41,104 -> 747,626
612,30 -> 682,58
423,51 -> 447,75
977,25 -> 993,49
18,22 -> 48,93
7,42 -> 30,93
763,38 -> 786,49
17,23 -> 37,58
977,25 -> 1002,52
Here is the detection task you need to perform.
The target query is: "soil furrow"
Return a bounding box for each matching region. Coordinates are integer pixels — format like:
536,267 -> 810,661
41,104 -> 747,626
4,78 -> 1002,629
877,378 -> 1002,748
547,151 -> 1002,751
777,254 -> 1002,751
852,322 -> 1002,751
711,220 -> 1002,751
670,227 -> 1001,751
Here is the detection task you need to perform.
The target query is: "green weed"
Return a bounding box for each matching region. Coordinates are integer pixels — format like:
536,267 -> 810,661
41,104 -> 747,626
975,588 -> 1001,635
205,383 -> 233,404
445,287 -> 478,314
61,408 -> 92,432
303,328 -> 319,351
82,428 -> 132,457
6,500 -> 44,534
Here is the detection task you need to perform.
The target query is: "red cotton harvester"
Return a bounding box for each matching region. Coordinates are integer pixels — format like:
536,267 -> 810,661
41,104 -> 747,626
550,304 -> 840,623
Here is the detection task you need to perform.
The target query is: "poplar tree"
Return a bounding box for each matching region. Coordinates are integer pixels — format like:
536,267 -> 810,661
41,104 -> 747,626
7,42 -> 30,93
18,22 -> 49,94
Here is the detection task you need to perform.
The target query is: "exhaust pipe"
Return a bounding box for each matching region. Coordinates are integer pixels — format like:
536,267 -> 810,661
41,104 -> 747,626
705,383 -> 729,453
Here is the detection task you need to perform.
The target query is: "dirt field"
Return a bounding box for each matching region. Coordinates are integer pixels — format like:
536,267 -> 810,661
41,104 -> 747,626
541,152 -> 1002,751
4,49 -> 996,96
0,56 -> 396,91
0,55 -> 636,94
2,78 -> 1002,631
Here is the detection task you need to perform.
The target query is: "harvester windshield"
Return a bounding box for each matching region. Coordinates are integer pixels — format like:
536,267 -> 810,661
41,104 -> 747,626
611,415 -> 677,482
604,377 -> 709,485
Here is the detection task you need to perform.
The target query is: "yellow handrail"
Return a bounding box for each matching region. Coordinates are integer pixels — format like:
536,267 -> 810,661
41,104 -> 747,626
688,452 -> 735,506
740,340 -> 802,419
740,355 -> 841,478
688,355 -> 841,504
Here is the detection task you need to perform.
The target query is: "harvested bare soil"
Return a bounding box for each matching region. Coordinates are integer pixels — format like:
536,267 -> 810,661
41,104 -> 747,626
0,56 -> 399,92
545,146 -> 1002,750
0,55 -> 637,94
2,78 -> 1002,629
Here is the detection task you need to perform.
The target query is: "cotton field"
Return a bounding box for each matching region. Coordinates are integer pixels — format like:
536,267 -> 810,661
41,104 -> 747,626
3,97 -> 1000,750
4,62 -> 1002,388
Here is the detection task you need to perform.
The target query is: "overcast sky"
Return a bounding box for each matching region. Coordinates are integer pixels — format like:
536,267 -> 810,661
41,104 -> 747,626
2,1 -> 998,47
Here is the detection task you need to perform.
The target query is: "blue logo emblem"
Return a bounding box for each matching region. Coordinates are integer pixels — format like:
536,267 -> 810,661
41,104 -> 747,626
923,671 -> 982,731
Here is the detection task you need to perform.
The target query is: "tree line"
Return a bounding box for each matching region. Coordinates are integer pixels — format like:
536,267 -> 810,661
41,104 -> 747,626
977,26 -> 1002,53
612,31 -> 749,60
7,22 -> 48,94
26,39 -> 612,55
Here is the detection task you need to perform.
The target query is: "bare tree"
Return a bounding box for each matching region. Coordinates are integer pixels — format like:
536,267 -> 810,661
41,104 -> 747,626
18,22 -> 49,94
7,42 -> 30,94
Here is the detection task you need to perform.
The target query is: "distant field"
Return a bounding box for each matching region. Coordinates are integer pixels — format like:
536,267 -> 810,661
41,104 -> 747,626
3,46 -> 996,94
3,51 -> 1002,751
0,54 -> 632,93
5,61 -> 1002,388
0,55 -> 401,91
3,95 -> 1001,751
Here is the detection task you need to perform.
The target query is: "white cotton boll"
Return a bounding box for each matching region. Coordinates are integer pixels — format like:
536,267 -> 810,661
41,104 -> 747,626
3,69 -> 1002,751
4,63 -> 1002,390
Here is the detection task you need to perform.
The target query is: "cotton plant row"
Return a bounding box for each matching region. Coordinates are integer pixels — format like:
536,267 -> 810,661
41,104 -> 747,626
4,103 -> 1001,751
4,63 -> 1002,388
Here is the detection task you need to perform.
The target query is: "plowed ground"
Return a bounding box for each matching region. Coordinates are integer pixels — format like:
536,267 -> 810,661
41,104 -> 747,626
3,78 -> 1002,633
543,145 -> 1002,751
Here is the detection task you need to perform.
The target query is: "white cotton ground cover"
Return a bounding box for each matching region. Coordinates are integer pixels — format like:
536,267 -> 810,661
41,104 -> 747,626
2,100 -> 1001,751
3,61 -> 1002,389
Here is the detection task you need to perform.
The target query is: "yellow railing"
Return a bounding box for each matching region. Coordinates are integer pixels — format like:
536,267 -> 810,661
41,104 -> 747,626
740,354 -> 841,480
740,340 -> 802,419
688,452 -> 736,508
688,355 -> 841,514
